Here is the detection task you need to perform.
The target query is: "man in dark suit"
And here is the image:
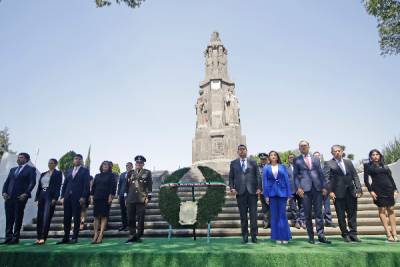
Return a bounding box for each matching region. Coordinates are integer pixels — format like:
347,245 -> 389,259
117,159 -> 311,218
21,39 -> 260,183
125,156 -> 152,244
293,140 -> 331,244
117,162 -> 133,231
57,154 -> 90,244
257,153 -> 271,229
229,144 -> 262,243
324,145 -> 362,242
2,153 -> 36,244
287,153 -> 305,229
313,151 -> 336,228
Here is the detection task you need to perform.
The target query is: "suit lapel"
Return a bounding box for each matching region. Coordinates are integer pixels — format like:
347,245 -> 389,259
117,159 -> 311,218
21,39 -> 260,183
333,159 -> 345,176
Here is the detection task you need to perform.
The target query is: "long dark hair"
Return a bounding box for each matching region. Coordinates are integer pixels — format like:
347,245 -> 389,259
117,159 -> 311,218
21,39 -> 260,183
368,149 -> 385,166
99,161 -> 112,173
268,150 -> 282,164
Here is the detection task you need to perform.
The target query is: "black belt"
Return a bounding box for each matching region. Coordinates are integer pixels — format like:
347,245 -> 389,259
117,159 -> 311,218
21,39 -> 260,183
42,187 -> 49,192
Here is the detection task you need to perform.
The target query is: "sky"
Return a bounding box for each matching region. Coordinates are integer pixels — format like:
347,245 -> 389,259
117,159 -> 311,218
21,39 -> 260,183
0,0 -> 399,174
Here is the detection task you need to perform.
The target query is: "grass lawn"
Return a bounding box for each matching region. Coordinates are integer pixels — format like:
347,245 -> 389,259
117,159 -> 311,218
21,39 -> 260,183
0,236 -> 399,267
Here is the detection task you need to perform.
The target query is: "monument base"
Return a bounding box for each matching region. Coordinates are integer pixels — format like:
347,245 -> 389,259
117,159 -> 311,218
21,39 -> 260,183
192,159 -> 231,177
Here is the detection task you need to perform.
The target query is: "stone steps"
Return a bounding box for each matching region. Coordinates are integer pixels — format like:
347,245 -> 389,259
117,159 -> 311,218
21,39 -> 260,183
20,186 -> 400,238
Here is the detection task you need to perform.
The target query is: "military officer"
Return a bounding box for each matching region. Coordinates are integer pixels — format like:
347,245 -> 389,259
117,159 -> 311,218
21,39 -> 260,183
258,153 -> 271,229
125,155 -> 152,244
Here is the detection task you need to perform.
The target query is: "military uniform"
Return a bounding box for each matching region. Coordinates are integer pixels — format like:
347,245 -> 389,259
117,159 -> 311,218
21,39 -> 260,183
125,156 -> 152,242
258,153 -> 271,229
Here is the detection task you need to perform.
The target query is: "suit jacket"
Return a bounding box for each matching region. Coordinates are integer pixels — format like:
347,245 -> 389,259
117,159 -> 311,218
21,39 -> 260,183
125,169 -> 152,204
61,166 -> 90,201
263,164 -> 292,198
286,164 -> 296,195
117,172 -> 127,197
229,158 -> 262,195
293,155 -> 326,192
35,169 -> 63,201
324,158 -> 362,198
2,164 -> 36,199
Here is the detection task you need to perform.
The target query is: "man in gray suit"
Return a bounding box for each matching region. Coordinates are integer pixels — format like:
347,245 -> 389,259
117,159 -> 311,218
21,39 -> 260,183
293,140 -> 331,244
229,144 -> 262,243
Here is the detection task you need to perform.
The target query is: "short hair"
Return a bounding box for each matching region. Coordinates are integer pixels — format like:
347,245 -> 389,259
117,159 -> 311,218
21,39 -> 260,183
288,153 -> 295,158
49,158 -> 58,165
268,150 -> 282,164
99,161 -> 112,173
238,144 -> 247,150
313,151 -> 321,156
18,152 -> 30,161
298,140 -> 309,146
126,162 -> 133,166
331,145 -> 343,152
74,154 -> 83,160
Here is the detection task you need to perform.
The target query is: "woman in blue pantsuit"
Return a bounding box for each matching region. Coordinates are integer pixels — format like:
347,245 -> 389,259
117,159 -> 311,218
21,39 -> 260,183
263,151 -> 292,244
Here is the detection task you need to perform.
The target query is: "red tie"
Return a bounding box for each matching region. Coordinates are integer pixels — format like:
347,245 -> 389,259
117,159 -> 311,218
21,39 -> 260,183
305,156 -> 312,170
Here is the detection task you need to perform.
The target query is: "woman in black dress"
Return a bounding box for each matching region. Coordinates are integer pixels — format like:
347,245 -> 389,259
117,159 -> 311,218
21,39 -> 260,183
34,159 -> 62,245
90,161 -> 116,244
364,149 -> 399,242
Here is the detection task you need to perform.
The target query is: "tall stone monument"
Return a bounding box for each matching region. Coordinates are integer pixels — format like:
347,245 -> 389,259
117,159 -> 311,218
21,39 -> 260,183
192,32 -> 246,174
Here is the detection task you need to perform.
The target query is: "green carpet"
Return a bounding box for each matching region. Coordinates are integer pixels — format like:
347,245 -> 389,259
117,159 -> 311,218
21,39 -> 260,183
0,237 -> 399,267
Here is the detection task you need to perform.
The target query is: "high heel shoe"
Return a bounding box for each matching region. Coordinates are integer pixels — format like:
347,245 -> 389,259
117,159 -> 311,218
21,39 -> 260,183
386,233 -> 395,243
96,233 -> 103,244
91,234 -> 99,244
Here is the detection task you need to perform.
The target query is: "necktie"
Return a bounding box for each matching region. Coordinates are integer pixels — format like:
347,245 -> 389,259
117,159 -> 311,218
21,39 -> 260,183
305,156 -> 311,170
14,166 -> 22,176
241,160 -> 246,173
339,161 -> 346,175
72,167 -> 78,178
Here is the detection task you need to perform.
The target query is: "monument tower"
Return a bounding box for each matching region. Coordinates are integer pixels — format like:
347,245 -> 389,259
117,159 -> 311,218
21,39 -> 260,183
192,32 -> 246,174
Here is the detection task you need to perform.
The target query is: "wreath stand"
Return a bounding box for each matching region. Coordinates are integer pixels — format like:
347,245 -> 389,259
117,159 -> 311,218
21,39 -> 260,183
160,181 -> 226,243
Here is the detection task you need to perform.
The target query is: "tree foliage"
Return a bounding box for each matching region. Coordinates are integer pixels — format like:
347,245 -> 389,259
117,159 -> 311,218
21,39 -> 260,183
59,151 -> 77,174
383,136 -> 400,164
112,163 -> 121,175
95,0 -> 145,8
0,127 -> 11,159
363,0 -> 400,55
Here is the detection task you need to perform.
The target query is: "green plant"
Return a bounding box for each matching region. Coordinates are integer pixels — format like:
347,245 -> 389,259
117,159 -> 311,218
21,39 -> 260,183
159,166 -> 226,228
363,0 -> 400,55
383,136 -> 400,164
58,151 -> 77,174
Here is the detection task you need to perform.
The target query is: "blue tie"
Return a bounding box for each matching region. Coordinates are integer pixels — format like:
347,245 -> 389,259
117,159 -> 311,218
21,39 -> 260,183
14,166 -> 22,176
241,160 -> 246,173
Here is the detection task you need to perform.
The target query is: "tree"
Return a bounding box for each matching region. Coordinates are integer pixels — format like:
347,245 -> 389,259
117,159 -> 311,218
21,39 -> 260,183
95,0 -> 145,8
0,127 -> 11,160
363,0 -> 400,55
383,136 -> 400,164
112,163 -> 121,176
59,151 -> 77,174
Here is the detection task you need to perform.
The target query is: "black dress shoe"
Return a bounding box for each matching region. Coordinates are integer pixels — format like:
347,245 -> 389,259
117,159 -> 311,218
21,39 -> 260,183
56,238 -> 69,245
242,235 -> 249,244
7,238 -> 19,245
343,236 -> 352,242
125,238 -> 134,244
1,239 -> 12,245
68,239 -> 78,244
318,237 -> 332,244
251,236 -> 257,243
350,236 -> 362,243
308,239 -> 315,244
